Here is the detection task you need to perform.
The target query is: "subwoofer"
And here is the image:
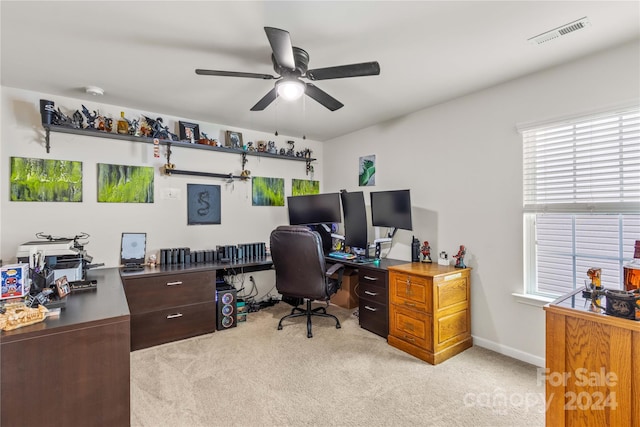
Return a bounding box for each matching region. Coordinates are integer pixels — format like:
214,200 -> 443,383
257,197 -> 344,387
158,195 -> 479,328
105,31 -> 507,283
216,285 -> 237,330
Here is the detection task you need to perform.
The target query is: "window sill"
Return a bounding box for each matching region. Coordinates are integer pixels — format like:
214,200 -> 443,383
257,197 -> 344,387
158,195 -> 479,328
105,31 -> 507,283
512,292 -> 554,308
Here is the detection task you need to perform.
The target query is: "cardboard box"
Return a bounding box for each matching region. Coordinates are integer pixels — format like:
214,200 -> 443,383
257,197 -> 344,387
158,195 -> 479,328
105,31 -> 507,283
1,263 -> 30,300
330,269 -> 359,309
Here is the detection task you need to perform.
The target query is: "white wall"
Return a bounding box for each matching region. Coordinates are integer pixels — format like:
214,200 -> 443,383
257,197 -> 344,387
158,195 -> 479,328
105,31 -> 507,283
323,40 -> 640,366
1,87 -> 323,298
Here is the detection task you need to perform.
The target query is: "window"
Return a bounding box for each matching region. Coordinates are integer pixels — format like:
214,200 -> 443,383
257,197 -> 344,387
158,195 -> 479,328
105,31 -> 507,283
521,105 -> 640,297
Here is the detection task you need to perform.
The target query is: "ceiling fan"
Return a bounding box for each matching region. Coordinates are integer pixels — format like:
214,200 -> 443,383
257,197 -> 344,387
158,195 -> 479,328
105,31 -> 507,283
195,27 -> 380,112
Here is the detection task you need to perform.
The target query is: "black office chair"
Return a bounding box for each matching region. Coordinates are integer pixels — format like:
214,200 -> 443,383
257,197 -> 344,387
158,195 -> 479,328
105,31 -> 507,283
270,225 -> 345,338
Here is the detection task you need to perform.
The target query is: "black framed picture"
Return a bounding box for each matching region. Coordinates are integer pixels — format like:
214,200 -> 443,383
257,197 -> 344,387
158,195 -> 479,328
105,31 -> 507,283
225,130 -> 243,148
179,121 -> 200,143
187,184 -> 221,225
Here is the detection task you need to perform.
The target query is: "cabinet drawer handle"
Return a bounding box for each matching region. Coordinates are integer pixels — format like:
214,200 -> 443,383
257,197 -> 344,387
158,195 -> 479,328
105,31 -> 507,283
364,290 -> 378,296
364,305 -> 378,312
166,313 -> 183,319
363,275 -> 379,281
166,281 -> 183,286
403,335 -> 415,342
404,302 -> 416,307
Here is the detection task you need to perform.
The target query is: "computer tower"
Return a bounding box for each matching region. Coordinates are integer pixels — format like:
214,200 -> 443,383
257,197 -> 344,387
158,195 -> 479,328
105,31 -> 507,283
216,285 -> 237,330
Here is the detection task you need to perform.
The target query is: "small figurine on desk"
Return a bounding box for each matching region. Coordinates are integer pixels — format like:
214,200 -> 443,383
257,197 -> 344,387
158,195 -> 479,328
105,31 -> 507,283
148,254 -> 157,268
421,241 -> 432,263
453,245 -> 466,269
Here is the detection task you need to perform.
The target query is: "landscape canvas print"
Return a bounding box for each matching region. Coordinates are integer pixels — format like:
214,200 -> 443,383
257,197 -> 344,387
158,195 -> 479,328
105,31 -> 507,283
97,163 -> 154,203
252,177 -> 284,206
292,179 -> 319,196
10,156 -> 82,202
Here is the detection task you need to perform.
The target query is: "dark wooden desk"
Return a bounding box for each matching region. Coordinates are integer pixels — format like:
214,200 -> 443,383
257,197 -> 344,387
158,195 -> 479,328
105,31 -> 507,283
1,268 -> 131,427
120,257 -> 273,350
326,257 -> 410,338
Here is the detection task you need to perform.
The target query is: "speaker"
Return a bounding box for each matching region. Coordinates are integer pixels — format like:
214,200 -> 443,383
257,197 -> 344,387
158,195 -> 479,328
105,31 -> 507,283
216,285 -> 237,330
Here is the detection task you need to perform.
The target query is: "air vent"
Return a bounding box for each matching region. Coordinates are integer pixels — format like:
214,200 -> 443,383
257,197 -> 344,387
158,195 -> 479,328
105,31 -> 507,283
528,17 -> 591,45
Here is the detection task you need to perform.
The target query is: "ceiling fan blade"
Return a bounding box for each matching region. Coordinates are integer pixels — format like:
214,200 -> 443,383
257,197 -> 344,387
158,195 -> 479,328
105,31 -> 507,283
306,61 -> 380,81
305,83 -> 343,111
250,88 -> 278,111
196,69 -> 276,80
264,27 -> 296,71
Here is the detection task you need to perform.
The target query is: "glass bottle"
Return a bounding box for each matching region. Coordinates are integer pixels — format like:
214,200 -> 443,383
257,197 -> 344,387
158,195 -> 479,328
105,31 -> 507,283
117,111 -> 129,135
623,240 -> 640,291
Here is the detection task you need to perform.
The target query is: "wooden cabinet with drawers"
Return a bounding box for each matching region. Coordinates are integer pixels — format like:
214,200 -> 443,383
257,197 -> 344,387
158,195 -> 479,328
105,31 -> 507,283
388,263 -> 471,364
122,269 -> 216,350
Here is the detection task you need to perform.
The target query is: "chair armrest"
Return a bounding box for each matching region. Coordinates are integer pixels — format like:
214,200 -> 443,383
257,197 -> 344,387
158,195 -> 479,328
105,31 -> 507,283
325,262 -> 345,277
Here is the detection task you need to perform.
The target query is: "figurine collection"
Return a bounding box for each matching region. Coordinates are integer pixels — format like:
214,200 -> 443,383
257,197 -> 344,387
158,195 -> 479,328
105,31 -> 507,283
40,99 -> 313,157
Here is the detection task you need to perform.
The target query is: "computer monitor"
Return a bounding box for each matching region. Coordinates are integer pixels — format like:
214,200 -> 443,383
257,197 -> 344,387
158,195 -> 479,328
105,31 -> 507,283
287,193 -> 342,226
370,189 -> 413,232
340,191 -> 368,253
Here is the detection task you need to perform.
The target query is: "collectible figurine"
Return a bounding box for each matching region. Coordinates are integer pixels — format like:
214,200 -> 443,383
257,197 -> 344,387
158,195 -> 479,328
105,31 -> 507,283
72,110 -> 84,129
421,241 -> 432,263
267,141 -> 277,154
51,108 -> 73,127
286,140 -> 295,156
81,105 -> 99,129
129,118 -> 139,136
453,245 -> 466,269
143,116 -> 178,140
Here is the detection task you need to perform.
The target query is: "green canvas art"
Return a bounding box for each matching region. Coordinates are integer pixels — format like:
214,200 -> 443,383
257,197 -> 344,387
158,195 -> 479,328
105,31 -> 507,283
252,176 -> 284,206
292,179 -> 319,196
97,163 -> 154,203
10,157 -> 83,202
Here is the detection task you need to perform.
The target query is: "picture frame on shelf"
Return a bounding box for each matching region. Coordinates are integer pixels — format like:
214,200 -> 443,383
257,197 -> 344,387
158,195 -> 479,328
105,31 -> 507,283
179,121 -> 200,143
225,130 -> 243,149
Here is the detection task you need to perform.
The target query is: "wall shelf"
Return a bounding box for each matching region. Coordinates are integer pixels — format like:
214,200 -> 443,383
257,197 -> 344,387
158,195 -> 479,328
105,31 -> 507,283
42,123 -> 316,164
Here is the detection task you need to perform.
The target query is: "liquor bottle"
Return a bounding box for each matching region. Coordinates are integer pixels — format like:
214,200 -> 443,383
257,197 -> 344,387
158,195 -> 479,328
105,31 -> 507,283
623,240 -> 640,291
117,111 -> 129,135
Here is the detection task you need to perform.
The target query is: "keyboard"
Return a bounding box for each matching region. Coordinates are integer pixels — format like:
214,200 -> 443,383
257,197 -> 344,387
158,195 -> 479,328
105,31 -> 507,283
353,258 -> 377,264
328,251 -> 356,260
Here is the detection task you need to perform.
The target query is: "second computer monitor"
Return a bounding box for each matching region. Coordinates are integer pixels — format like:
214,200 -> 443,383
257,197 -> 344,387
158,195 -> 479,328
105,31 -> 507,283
340,191 -> 368,252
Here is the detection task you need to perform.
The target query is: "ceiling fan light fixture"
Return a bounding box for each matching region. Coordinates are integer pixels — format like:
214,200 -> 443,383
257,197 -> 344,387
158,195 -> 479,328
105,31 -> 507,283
276,79 -> 305,101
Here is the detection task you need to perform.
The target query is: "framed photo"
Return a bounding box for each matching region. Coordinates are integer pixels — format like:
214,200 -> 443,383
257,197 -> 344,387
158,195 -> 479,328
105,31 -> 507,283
225,130 -> 243,149
179,121 -> 200,143
187,184 -> 221,225
55,276 -> 71,298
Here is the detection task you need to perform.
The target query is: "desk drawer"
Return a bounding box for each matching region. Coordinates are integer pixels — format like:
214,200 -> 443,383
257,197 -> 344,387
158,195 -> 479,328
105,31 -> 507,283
358,268 -> 386,287
389,303 -> 433,351
124,271 -> 215,313
359,299 -> 388,338
389,272 -> 432,312
130,302 -> 216,350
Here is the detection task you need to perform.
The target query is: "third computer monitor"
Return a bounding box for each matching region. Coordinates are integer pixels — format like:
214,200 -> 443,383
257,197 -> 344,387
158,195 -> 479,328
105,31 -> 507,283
370,189 -> 413,231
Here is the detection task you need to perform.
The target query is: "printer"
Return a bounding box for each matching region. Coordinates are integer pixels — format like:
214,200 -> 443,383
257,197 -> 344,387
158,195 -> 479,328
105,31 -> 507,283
16,238 -> 96,284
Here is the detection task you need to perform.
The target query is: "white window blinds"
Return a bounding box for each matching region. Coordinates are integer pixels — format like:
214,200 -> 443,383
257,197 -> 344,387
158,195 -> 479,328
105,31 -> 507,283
522,106 -> 640,213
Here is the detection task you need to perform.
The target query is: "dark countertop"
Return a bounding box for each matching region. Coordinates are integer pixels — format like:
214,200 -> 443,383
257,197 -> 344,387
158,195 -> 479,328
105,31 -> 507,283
119,257 -> 273,278
1,267 -> 130,343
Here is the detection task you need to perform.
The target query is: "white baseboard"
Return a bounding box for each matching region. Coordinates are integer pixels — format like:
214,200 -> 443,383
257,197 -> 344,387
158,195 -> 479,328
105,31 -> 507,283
472,335 -> 545,367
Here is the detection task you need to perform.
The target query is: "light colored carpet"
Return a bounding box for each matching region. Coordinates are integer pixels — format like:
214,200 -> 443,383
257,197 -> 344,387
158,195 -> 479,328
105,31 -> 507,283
130,303 -> 545,426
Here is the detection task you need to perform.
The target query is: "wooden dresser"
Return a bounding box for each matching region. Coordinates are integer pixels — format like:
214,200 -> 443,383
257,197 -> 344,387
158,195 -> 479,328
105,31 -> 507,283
121,267 -> 217,350
544,289 -> 640,426
387,263 -> 471,364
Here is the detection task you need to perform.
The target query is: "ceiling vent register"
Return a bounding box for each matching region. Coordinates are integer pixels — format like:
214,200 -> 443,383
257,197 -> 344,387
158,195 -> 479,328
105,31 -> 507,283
528,17 -> 591,45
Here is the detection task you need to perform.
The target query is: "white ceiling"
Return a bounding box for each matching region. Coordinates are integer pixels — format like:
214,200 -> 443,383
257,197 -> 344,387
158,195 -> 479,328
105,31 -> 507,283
2,1 -> 639,141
